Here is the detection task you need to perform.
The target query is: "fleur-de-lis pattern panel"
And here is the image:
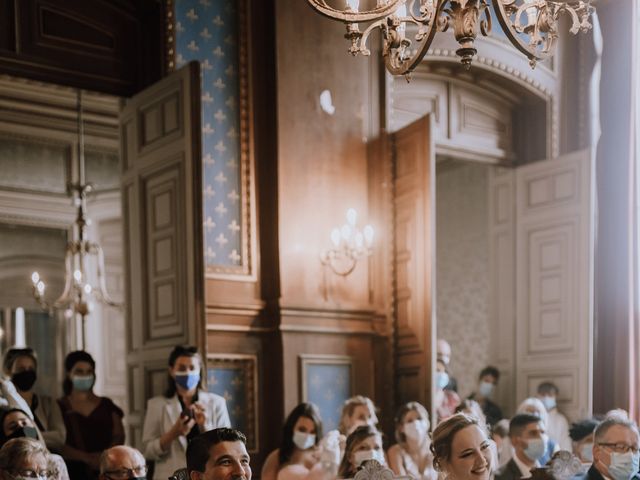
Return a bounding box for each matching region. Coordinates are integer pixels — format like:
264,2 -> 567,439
304,363 -> 352,432
175,0 -> 242,268
207,358 -> 257,451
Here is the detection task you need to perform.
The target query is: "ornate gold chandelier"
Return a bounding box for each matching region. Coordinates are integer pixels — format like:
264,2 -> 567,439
306,0 -> 594,73
30,90 -> 120,348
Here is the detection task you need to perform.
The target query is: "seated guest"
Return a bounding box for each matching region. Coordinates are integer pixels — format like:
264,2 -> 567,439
569,418 -> 600,468
99,445 -> 147,480
58,350 -> 125,480
536,382 -> 571,451
0,407 -> 41,447
0,408 -> 69,480
338,425 -> 385,479
430,413 -> 493,480
3,347 -> 66,453
338,396 -> 379,436
0,437 -> 50,480
455,399 -> 487,427
186,427 -> 251,480
142,345 -> 230,480
467,366 -> 503,428
387,402 -> 437,480
261,403 -> 329,480
574,416 -> 640,480
435,360 -> 461,422
491,419 -> 511,467
437,339 -> 458,393
516,397 -> 558,464
495,413 -> 548,480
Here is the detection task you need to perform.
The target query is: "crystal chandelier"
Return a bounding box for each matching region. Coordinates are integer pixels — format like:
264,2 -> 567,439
321,208 -> 374,276
30,90 -> 120,348
306,0 -> 594,74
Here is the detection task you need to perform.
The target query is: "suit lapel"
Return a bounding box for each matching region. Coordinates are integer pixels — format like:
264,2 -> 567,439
510,459 -> 523,479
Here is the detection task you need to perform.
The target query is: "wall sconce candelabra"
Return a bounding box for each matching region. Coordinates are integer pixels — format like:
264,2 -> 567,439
306,0 -> 594,75
321,208 -> 374,276
30,90 -> 120,349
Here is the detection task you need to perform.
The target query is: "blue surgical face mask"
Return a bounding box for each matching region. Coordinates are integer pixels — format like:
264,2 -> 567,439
524,437 -> 547,462
175,372 -> 200,391
541,396 -> 556,411
436,372 -> 450,390
479,381 -> 495,398
580,443 -> 594,463
608,451 -> 640,480
72,374 -> 95,391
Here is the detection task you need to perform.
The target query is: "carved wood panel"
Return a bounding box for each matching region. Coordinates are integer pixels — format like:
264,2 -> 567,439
515,150 -> 593,420
0,0 -> 163,96
392,115 -> 436,415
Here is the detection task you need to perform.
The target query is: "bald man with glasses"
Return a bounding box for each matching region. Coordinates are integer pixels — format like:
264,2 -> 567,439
99,446 -> 148,480
574,416 -> 640,480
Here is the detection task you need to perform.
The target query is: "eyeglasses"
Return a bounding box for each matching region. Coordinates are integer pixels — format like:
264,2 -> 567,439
8,470 -> 51,480
598,443 -> 640,454
104,466 -> 149,479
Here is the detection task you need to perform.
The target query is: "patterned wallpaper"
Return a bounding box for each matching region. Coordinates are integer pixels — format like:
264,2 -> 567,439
436,162 -> 492,399
174,0 -> 243,270
207,361 -> 257,449
303,362 -> 352,432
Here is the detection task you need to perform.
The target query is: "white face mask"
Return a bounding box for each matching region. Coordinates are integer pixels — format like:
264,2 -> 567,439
404,420 -> 428,443
292,430 -> 316,450
353,449 -> 385,467
540,396 -> 556,411
580,443 -> 593,463
478,381 -> 495,398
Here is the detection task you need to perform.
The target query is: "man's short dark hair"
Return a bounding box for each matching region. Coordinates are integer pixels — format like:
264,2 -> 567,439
186,428 -> 247,473
478,366 -> 500,381
594,416 -> 639,444
569,418 -> 600,442
509,413 -> 542,438
537,382 -> 559,396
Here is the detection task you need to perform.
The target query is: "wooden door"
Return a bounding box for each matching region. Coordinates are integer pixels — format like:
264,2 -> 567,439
514,149 -> 594,420
120,62 -> 204,446
392,115 -> 437,419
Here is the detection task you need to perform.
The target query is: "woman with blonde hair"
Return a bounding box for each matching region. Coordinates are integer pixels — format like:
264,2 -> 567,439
387,402 -> 437,480
338,396 -> 379,435
431,413 -> 493,480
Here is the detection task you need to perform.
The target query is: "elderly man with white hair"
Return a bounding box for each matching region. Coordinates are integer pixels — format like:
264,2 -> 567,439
99,446 -> 148,480
574,416 -> 640,480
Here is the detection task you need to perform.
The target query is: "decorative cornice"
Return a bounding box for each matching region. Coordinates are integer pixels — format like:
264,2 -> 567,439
425,49 -> 553,97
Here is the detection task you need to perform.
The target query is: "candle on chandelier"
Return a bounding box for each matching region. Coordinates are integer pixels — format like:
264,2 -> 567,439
346,0 -> 360,12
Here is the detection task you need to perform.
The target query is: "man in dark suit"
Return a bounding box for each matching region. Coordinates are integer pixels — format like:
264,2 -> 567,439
573,416 -> 640,480
495,414 -> 548,480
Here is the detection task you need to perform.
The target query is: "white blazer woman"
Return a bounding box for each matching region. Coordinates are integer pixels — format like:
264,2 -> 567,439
141,346 -> 230,480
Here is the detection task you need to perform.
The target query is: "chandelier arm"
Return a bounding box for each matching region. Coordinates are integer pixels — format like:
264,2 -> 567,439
558,3 -> 582,35
491,0 -> 553,65
329,255 -> 358,277
306,0 -> 406,23
383,0 -> 445,76
53,245 -> 76,307
93,243 -> 120,307
360,19 -> 389,55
